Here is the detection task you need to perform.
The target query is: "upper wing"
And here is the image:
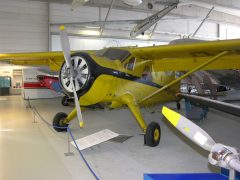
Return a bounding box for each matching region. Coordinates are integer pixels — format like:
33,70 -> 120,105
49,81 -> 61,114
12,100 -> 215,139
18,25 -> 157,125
0,51 -> 65,71
130,39 -> 240,71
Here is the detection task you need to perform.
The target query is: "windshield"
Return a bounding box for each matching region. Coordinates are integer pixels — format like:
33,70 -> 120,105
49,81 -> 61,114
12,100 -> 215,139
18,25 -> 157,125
96,48 -> 130,61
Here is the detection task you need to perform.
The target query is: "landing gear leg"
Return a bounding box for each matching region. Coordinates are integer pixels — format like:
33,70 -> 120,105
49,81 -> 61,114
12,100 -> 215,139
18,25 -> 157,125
61,95 -> 70,106
121,94 -> 161,147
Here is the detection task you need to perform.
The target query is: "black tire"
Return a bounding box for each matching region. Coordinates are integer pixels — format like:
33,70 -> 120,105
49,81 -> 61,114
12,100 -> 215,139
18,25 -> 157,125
61,96 -> 69,106
52,112 -> 68,132
145,122 -> 161,147
177,102 -> 181,110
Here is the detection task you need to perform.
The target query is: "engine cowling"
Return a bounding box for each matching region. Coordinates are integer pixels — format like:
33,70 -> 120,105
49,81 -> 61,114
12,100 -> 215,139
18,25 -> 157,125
59,54 -> 93,97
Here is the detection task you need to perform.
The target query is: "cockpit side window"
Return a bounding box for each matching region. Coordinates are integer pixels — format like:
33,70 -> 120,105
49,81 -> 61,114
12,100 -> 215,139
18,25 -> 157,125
124,57 -> 136,71
142,66 -> 152,81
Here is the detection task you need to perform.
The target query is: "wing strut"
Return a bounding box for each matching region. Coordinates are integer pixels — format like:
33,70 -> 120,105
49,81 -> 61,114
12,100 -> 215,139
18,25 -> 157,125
48,59 -> 61,70
177,93 -> 240,117
140,51 -> 228,103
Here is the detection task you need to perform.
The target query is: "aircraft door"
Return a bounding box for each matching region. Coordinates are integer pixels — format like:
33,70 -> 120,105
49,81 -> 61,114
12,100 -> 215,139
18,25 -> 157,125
141,66 -> 153,82
119,57 -> 141,99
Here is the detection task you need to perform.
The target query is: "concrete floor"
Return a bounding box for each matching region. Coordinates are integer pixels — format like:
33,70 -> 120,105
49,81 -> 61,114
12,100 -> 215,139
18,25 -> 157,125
0,96 -> 240,180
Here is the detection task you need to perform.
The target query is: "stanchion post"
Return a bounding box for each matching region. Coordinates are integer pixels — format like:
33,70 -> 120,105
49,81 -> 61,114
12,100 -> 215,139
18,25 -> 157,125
32,107 -> 37,124
229,169 -> 235,180
64,127 -> 74,156
26,96 -> 32,109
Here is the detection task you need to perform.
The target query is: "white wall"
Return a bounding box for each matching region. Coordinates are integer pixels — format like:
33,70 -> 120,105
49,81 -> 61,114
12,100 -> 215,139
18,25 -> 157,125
0,0 -> 48,53
219,24 -> 240,39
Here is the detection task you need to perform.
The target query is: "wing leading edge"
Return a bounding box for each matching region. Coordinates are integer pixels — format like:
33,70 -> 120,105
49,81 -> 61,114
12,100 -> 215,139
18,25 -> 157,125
0,52 -> 65,71
2,39 -> 240,72
130,39 -> 240,71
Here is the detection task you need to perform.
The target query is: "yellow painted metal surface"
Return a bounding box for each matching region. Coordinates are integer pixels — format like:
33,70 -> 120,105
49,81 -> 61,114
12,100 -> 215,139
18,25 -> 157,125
162,106 -> 181,127
2,39 -> 240,133
154,129 -> 160,141
79,121 -> 85,128
130,39 -> 240,58
0,51 -> 64,71
140,51 -> 228,103
129,39 -> 240,71
152,54 -> 240,71
184,127 -> 190,133
120,93 -> 147,132
79,75 -> 115,106
65,108 -> 77,123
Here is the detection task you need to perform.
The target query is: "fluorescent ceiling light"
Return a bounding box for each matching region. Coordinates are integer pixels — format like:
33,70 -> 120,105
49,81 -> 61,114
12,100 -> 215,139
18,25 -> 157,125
79,30 -> 101,36
85,26 -> 100,29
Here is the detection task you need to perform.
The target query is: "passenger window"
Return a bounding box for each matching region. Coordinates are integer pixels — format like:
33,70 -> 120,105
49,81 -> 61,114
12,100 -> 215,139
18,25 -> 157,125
124,57 -> 136,71
142,66 -> 152,81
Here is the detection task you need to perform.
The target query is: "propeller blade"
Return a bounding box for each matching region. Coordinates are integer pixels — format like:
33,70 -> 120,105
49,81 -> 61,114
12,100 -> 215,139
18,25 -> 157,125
59,25 -> 84,128
162,106 -> 216,151
70,77 -> 84,127
59,25 -> 71,68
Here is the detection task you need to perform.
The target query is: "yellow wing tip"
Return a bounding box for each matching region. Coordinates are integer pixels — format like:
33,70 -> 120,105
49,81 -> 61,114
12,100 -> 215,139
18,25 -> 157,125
59,25 -> 65,31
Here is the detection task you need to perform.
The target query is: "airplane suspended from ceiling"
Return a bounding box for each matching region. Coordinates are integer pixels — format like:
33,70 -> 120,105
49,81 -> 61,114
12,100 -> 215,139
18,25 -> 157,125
1,27 -> 240,147
122,0 -> 143,6
71,0 -> 143,7
52,0 -> 182,38
130,0 -> 179,37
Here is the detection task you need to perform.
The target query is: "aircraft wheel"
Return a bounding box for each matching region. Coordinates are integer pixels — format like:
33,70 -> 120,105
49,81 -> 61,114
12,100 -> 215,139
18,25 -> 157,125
61,96 -> 69,106
145,122 -> 161,147
53,112 -> 68,132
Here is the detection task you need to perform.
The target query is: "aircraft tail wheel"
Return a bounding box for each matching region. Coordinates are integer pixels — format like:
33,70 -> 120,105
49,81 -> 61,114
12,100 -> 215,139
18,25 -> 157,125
145,122 -> 161,147
61,96 -> 69,106
53,112 -> 69,132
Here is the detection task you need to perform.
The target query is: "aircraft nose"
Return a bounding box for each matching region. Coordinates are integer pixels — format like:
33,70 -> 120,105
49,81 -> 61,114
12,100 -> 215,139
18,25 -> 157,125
59,54 -> 92,96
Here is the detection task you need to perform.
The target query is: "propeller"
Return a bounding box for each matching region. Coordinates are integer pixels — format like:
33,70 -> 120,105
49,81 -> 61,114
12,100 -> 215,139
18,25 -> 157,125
59,25 -> 84,128
162,106 -> 240,173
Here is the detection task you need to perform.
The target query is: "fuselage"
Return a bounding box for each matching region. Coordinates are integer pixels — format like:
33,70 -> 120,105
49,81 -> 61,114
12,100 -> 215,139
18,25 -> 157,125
68,48 -> 180,108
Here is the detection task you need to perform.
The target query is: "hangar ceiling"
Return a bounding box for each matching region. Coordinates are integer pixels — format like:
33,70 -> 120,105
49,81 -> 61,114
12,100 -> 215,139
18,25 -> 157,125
1,0 -> 240,53
28,0 -> 240,42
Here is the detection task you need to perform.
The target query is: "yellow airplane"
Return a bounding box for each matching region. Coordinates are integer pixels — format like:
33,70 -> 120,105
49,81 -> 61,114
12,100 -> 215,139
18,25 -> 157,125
1,27 -> 240,147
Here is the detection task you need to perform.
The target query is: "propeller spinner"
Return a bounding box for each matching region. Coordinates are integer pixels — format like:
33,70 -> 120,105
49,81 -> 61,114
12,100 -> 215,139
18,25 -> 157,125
162,106 -> 240,173
60,56 -> 90,94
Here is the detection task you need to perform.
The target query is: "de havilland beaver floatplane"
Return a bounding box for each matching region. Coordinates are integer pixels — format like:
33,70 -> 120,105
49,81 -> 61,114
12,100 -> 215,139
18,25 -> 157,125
1,26 -> 240,147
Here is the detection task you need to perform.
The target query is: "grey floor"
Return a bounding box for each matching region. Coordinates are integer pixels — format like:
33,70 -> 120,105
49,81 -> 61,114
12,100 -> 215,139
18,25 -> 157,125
0,95 -> 240,180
